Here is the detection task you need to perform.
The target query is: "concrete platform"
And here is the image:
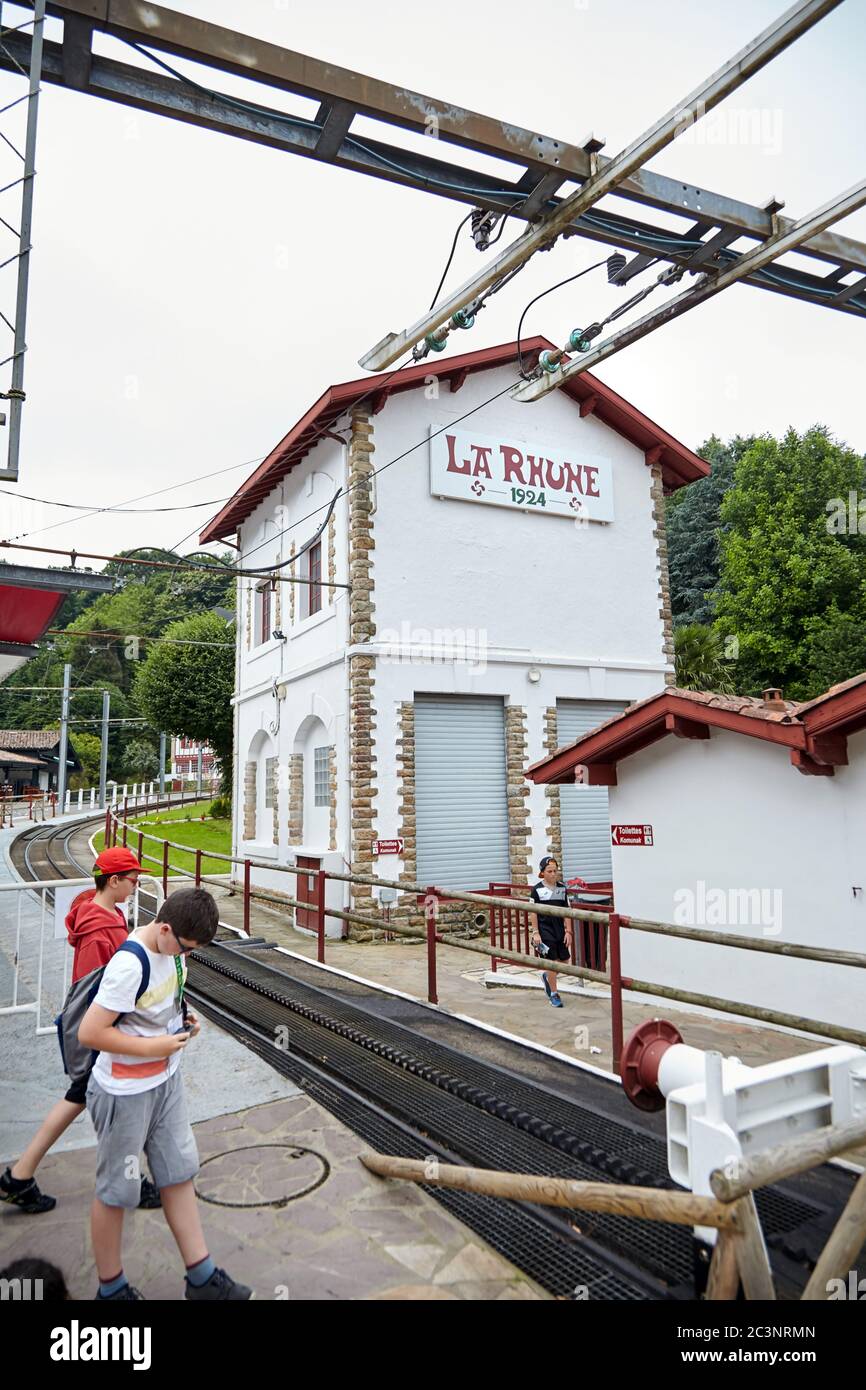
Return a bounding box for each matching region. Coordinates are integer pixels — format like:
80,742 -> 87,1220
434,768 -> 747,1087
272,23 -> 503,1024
0,1085 -> 546,1301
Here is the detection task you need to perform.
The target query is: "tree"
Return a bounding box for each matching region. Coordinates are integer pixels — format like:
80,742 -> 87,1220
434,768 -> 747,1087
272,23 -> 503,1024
666,434 -> 756,626
70,731 -> 102,788
674,624 -> 735,693
133,612 -> 234,783
714,427 -> 866,700
120,738 -> 160,782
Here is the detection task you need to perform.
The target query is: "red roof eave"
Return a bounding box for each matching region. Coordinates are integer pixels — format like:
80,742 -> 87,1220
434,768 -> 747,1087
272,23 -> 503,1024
526,692 -> 808,785
200,337 -> 709,543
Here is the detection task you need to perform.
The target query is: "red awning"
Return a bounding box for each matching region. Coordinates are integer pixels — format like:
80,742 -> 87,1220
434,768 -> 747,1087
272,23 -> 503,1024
0,584 -> 65,645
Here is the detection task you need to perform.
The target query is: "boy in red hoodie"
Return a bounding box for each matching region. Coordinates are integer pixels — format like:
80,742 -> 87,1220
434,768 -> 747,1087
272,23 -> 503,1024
0,846 -> 161,1214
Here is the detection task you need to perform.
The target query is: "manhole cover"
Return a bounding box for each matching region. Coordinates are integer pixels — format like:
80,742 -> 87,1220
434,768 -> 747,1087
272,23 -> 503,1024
195,1143 -> 330,1208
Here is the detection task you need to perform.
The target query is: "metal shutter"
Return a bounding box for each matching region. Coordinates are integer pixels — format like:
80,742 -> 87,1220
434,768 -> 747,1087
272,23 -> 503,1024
557,700 -> 630,883
414,695 -> 511,890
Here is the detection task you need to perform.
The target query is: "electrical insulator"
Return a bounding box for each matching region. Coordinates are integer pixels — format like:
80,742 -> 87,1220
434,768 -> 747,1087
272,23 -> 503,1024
451,308 -> 476,330
607,252 -> 627,284
568,323 -> 602,353
539,349 -> 562,373
424,329 -> 449,352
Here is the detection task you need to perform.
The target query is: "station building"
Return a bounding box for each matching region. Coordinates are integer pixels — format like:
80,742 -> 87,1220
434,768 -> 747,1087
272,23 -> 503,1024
527,677 -> 866,1030
200,337 -> 707,930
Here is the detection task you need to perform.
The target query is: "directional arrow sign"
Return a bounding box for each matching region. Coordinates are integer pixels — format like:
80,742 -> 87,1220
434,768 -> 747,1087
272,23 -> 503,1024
611,824 -> 654,847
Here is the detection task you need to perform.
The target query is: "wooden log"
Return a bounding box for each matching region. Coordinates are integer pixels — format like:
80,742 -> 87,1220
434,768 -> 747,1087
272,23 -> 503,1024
711,1118 -> 866,1202
801,1170 -> 866,1300
705,1232 -> 740,1300
625,915 -> 866,970
731,1195 -> 775,1300
359,1153 -> 737,1228
624,975 -> 866,1048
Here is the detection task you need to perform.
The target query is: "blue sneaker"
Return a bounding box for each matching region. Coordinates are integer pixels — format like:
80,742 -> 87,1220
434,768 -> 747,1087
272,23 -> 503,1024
550,992 -> 564,1008
541,973 -> 552,1000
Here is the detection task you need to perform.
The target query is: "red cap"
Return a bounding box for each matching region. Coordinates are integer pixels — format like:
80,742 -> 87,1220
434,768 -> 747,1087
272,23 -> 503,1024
93,846 -> 142,876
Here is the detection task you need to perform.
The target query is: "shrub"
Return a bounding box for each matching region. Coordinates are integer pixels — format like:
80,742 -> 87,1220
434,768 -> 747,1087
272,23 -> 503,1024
209,793 -> 231,820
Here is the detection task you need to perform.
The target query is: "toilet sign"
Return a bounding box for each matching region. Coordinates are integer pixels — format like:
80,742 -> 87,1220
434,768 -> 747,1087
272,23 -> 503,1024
373,838 -> 404,856
611,824 -> 654,847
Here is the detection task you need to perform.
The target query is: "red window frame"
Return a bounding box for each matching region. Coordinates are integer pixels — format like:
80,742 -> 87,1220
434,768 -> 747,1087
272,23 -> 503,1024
308,542 -> 322,616
257,582 -> 272,645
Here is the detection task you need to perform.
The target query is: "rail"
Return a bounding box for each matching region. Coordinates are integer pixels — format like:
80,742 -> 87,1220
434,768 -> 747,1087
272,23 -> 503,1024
104,805 -> 866,1067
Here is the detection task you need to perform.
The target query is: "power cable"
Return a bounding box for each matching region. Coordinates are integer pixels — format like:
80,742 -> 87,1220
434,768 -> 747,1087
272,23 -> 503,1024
515,257 -> 609,378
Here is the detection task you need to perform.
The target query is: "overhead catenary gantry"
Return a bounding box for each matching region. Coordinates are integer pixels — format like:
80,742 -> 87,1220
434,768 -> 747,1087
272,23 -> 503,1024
0,0 -> 863,472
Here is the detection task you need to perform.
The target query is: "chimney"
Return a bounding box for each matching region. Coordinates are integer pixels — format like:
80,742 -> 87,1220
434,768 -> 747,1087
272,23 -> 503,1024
761,686 -> 786,711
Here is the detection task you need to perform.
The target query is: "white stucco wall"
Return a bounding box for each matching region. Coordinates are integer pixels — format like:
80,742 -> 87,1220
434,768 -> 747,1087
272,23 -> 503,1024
228,360 -> 678,924
608,727 -> 866,1030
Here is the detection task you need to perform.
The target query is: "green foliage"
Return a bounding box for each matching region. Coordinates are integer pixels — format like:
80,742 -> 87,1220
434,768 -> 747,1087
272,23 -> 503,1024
69,731 -> 102,788
120,738 -> 160,781
208,793 -> 231,820
714,427 -> 866,700
0,551 -> 235,779
133,611 -> 234,782
674,624 -> 736,693
666,434 -> 756,626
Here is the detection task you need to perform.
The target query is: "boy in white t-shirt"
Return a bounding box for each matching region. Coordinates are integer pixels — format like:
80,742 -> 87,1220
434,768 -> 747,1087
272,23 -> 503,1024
78,887 -> 253,1301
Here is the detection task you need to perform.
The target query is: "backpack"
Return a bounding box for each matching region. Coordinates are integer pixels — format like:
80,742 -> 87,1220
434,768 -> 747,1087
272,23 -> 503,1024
55,940 -> 151,1088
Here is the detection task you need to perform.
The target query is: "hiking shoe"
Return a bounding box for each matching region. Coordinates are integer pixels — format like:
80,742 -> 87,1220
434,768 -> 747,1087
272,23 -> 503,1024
185,1267 -> 254,1301
541,973 -> 552,1000
96,1282 -> 145,1300
138,1176 -> 162,1209
0,1167 -> 56,1214
550,992 -> 564,1009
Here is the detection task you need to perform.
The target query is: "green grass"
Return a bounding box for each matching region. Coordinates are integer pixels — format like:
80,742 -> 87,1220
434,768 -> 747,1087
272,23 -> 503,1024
94,800 -> 233,881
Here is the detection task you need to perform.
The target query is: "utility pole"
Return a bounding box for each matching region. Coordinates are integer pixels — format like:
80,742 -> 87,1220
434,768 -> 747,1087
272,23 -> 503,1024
56,661 -> 71,812
159,731 -> 166,799
0,0 -> 46,481
196,745 -> 203,797
98,689 -> 110,809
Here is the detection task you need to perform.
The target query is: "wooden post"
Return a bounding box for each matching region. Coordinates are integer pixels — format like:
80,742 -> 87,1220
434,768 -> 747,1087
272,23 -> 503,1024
730,1195 -> 775,1300
801,1170 -> 866,1300
243,858 -> 251,935
162,838 -> 169,896
705,1232 -> 740,1300
195,847 -> 202,887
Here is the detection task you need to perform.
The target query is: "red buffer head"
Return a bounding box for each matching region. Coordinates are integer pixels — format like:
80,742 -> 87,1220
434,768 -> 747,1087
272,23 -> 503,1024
620,1018 -> 683,1111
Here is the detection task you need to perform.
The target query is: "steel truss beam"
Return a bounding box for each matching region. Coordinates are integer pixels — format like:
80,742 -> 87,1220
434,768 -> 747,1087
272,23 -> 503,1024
0,0 -> 858,358
360,0 -> 849,368
511,178 -> 866,401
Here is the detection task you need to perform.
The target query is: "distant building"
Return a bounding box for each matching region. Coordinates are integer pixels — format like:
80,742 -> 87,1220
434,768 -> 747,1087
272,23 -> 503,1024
171,735 -> 217,786
0,729 -> 80,793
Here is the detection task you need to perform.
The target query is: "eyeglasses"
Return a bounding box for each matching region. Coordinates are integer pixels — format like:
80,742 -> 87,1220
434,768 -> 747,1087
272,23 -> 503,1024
167,926 -> 198,955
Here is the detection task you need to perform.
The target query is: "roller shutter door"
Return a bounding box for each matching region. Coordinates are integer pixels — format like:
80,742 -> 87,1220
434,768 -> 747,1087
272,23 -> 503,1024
414,695 -> 511,890
557,699 -> 630,882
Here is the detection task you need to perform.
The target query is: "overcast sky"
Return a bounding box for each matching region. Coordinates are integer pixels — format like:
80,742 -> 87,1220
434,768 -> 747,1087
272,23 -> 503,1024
0,0 -> 863,565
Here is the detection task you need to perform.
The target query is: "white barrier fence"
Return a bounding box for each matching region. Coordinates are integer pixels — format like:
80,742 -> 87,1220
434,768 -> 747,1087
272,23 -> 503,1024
0,781 -> 208,828
0,876 -> 166,1036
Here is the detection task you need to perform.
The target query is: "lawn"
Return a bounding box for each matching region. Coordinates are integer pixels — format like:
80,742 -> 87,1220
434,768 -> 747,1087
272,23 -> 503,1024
94,799 -> 233,882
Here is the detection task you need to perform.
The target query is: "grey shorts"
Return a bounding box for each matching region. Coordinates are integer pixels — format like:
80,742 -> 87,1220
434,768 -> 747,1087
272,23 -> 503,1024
86,1070 -> 199,1208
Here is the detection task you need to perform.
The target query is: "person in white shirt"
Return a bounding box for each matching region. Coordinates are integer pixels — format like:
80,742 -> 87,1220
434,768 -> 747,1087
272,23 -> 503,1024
78,887 -> 253,1301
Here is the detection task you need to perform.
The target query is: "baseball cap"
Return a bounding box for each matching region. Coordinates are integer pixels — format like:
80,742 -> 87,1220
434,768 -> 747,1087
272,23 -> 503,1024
93,846 -> 142,877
